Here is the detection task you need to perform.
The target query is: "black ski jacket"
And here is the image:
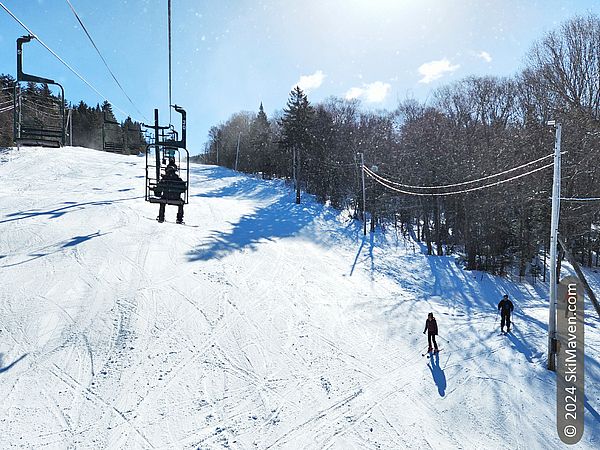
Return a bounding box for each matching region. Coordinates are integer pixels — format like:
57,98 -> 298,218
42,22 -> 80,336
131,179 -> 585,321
498,299 -> 514,316
424,318 -> 438,335
154,171 -> 186,201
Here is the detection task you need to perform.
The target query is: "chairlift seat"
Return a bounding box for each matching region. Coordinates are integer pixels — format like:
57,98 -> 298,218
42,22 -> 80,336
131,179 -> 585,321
17,125 -> 63,147
104,142 -> 125,153
15,137 -> 61,148
147,197 -> 185,206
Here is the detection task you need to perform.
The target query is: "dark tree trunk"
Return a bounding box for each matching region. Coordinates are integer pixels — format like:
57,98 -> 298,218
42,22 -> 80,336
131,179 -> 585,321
423,209 -> 433,255
434,198 -> 443,256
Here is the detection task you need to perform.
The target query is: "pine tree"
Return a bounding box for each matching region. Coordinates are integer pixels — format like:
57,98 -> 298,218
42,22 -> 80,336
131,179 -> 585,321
250,102 -> 272,178
122,117 -> 146,154
0,74 -> 16,146
280,86 -> 315,203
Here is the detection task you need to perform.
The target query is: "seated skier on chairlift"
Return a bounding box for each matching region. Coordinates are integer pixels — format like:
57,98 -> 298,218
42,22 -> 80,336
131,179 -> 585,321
153,162 -> 186,224
166,156 -> 177,171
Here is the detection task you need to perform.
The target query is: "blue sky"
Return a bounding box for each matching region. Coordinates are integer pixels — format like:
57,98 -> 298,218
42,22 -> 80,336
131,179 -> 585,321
1,0 -> 599,154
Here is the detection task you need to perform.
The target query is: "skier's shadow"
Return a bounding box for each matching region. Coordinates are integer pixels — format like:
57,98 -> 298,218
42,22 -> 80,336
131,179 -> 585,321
428,352 -> 446,397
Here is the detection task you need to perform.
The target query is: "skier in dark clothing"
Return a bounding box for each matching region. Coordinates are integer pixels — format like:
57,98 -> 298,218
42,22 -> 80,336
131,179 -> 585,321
498,294 -> 514,333
423,312 -> 439,353
154,165 -> 186,224
166,157 -> 177,171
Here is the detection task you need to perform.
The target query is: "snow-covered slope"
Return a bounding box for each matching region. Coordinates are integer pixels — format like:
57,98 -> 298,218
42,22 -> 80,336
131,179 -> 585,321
0,146 -> 598,449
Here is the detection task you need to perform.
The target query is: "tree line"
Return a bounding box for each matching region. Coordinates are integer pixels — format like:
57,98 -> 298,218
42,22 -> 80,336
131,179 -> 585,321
201,14 -> 600,274
0,73 -> 146,154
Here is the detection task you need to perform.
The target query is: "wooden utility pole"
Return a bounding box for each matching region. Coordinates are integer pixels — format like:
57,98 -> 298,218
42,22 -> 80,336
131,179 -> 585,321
69,109 -> 73,146
66,108 -> 73,146
360,152 -> 366,235
547,121 -> 562,372
235,131 -> 241,171
216,138 -> 219,165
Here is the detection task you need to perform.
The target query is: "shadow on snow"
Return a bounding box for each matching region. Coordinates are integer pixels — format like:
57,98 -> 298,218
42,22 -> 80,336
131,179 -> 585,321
188,191 -> 319,261
428,352 -> 447,397
0,231 -> 110,268
0,196 -> 142,224
0,353 -> 28,374
193,176 -> 279,202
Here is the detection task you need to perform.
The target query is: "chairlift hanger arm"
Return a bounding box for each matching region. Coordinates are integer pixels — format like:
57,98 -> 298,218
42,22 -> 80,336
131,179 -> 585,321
17,35 -> 54,85
166,104 -> 186,149
15,35 -> 66,146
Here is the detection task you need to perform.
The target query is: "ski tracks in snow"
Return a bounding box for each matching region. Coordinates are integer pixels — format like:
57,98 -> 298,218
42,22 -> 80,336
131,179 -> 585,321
2,149 -> 599,449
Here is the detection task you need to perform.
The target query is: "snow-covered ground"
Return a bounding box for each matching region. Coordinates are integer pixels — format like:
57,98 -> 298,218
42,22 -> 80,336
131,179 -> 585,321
0,146 -> 598,449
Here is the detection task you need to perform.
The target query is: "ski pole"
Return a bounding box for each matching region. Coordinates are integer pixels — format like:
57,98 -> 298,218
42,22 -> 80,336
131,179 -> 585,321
437,335 -> 450,344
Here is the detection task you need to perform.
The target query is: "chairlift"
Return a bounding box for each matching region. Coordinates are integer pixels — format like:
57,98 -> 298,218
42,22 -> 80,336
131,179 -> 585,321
144,106 -> 189,209
13,35 -> 65,148
102,110 -> 125,153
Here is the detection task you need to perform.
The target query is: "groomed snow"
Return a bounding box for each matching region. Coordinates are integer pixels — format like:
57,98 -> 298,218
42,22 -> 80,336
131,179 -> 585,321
0,146 -> 599,449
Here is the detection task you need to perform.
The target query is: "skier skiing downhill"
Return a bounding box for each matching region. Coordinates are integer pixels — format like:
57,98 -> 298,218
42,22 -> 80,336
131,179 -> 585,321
498,294 -> 514,333
423,312 -> 439,353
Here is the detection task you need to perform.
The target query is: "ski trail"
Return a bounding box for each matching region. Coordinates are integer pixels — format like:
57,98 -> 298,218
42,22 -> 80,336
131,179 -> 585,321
49,364 -> 155,449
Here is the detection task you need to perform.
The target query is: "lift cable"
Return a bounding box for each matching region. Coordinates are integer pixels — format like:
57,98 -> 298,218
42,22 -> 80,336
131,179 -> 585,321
363,162 -> 554,196
365,152 -> 559,190
0,1 -> 137,121
65,0 -> 148,122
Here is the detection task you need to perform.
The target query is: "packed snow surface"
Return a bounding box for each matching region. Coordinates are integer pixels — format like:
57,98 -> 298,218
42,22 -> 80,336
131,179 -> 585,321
0,146 -> 599,449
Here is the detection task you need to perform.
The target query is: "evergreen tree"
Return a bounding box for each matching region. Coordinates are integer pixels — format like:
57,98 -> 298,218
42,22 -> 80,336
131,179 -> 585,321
0,74 -> 16,146
249,102 -> 272,178
280,86 -> 315,203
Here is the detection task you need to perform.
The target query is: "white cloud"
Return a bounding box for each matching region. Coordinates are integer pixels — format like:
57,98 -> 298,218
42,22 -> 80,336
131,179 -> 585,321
293,70 -> 325,93
477,51 -> 492,63
364,81 -> 391,102
417,58 -> 460,84
345,87 -> 363,100
344,81 -> 391,103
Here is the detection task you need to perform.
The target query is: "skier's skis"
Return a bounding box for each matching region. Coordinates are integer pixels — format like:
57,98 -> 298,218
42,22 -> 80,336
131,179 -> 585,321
426,350 -> 442,358
144,216 -> 199,227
